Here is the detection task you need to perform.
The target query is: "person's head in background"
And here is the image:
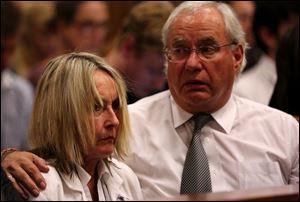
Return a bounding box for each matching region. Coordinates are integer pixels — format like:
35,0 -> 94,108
227,1 -> 260,72
10,2 -> 61,79
227,1 -> 255,46
253,1 -> 299,61
1,1 -> 21,71
269,25 -> 299,120
29,52 -> 130,174
55,1 -> 109,54
106,1 -> 174,103
162,1 -> 246,114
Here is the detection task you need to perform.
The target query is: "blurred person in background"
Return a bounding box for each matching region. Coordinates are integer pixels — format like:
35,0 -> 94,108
227,1 -> 256,46
105,1 -> 174,104
11,1 -> 110,90
233,1 -> 299,105
269,25 -> 299,121
54,1 -> 109,54
10,2 -> 62,88
227,1 -> 263,72
1,1 -> 33,150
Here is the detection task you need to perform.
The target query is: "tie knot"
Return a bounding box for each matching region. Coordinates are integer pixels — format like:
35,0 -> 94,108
193,114 -> 212,135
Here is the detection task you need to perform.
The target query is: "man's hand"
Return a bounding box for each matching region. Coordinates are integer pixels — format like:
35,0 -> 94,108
1,151 -> 49,199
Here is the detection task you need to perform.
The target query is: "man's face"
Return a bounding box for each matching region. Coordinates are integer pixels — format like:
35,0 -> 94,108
166,7 -> 243,114
62,1 -> 109,53
230,1 -> 255,45
1,36 -> 18,70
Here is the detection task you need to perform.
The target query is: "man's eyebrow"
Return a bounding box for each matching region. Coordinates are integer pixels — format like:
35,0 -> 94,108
171,37 -> 218,46
197,37 -> 218,45
171,37 -> 188,44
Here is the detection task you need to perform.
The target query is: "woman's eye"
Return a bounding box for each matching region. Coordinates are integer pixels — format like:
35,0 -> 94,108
94,103 -> 103,113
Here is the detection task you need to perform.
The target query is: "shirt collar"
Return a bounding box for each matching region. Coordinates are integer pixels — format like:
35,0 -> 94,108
60,161 -> 113,192
211,95 -> 236,134
170,94 -> 236,134
171,95 -> 193,128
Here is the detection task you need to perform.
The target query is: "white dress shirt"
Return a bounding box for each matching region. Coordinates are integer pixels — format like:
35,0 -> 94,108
126,90 -> 299,200
233,54 -> 277,105
28,159 -> 143,201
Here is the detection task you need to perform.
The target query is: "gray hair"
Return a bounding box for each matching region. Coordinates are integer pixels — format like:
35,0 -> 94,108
162,1 -> 248,72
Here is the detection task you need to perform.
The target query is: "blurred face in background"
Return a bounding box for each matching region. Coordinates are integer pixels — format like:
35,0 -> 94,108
131,52 -> 167,99
61,1 -> 109,53
230,1 -> 255,46
1,35 -> 18,70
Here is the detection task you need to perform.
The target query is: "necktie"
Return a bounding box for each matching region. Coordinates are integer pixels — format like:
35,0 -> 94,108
180,114 -> 213,194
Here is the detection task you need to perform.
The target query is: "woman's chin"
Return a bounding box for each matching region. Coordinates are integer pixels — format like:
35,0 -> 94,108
87,145 -> 115,159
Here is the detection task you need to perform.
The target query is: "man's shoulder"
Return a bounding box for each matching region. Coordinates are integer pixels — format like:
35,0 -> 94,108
234,95 -> 297,123
129,90 -> 170,110
41,165 -> 62,182
128,90 -> 171,120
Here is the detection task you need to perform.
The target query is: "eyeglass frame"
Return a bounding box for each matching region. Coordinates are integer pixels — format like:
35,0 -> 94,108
163,42 -> 238,63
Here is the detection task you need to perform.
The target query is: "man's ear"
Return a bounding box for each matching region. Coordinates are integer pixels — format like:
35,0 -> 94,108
232,44 -> 244,73
119,35 -> 136,58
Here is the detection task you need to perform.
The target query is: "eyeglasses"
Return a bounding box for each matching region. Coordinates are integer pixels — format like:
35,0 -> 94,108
74,20 -> 109,33
164,42 -> 237,63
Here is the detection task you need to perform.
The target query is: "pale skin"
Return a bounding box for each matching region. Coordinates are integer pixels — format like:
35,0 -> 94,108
1,6 -> 244,199
167,7 -> 243,114
84,70 -> 120,201
1,70 -> 121,200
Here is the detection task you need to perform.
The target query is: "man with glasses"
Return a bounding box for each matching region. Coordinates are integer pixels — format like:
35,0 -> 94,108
1,1 -> 299,200
126,1 -> 298,198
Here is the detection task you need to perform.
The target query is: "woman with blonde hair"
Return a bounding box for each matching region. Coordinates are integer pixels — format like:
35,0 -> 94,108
25,52 -> 142,200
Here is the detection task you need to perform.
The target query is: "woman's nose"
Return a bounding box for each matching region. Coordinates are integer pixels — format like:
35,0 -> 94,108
105,108 -> 119,128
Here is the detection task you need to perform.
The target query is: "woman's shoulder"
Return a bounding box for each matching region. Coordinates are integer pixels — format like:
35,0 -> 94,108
109,158 -> 141,184
108,158 -> 143,200
28,166 -> 64,200
41,165 -> 61,180
110,158 -> 136,176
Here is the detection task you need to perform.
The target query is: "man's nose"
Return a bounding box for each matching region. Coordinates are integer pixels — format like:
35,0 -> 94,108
185,50 -> 204,71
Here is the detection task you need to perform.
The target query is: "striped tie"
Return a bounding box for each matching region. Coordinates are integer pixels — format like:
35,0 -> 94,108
180,114 -> 213,194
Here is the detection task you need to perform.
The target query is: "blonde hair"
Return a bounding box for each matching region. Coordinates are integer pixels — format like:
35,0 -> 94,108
29,52 -> 130,175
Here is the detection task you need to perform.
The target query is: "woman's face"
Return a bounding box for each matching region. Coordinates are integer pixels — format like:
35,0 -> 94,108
86,70 -> 120,160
